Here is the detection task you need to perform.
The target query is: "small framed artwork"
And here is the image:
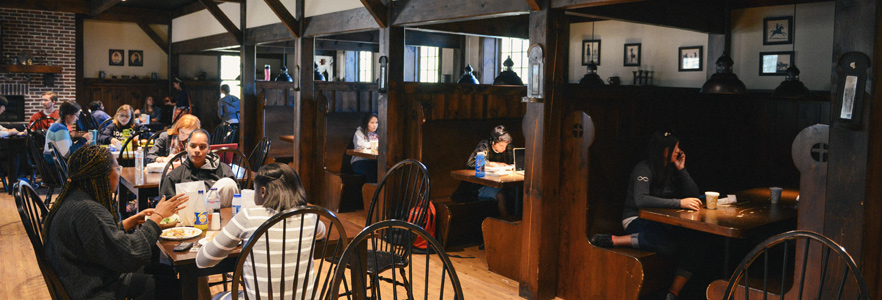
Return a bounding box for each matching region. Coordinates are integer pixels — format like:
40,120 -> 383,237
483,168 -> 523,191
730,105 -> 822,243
128,50 -> 143,67
623,43 -> 641,66
581,40 -> 601,66
109,49 -> 124,66
678,46 -> 703,72
763,16 -> 793,45
759,51 -> 794,76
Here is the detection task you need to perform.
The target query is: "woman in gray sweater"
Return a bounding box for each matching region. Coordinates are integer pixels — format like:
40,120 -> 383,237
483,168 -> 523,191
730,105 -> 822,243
591,131 -> 705,300
42,145 -> 189,299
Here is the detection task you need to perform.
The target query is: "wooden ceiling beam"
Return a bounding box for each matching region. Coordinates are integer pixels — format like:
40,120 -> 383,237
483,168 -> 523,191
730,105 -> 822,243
391,0 -> 530,26
172,1 -> 207,18
414,15 -> 529,39
316,39 -> 380,52
303,8 -> 379,38
137,22 -> 169,54
551,0 -> 646,10
360,0 -> 388,28
526,0 -> 542,11
87,6 -> 171,24
90,0 -> 123,16
172,32 -> 238,54
0,0 -> 89,14
197,0 -> 243,44
568,0 -> 726,34
263,0 -> 301,38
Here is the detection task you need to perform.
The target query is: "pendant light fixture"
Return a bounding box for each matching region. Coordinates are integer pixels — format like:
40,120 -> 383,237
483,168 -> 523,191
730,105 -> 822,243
275,48 -> 293,82
493,56 -> 524,85
773,5 -> 810,98
701,0 -> 747,94
458,36 -> 479,84
579,21 -> 604,86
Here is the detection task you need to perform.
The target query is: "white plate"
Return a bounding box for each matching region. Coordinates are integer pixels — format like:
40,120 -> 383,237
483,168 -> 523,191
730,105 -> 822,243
160,227 -> 202,240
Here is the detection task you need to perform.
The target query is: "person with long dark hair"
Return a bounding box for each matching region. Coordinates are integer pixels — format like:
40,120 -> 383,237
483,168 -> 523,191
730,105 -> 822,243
350,112 -> 379,183
42,145 -> 188,299
99,104 -> 146,147
44,101 -> 92,159
196,163 -> 326,299
134,96 -> 162,124
591,131 -> 704,300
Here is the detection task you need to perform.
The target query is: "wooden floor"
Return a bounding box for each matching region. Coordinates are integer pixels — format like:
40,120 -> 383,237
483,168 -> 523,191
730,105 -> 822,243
0,191 -> 524,299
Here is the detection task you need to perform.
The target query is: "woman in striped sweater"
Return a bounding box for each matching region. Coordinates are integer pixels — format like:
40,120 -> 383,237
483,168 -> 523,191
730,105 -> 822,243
196,163 -> 326,300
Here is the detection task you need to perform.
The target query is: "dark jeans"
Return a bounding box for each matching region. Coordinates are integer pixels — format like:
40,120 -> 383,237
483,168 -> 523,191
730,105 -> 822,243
351,159 -> 378,183
625,218 -> 711,276
123,244 -> 182,299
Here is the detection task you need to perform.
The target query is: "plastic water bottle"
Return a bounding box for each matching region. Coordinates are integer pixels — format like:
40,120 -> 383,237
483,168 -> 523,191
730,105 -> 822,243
207,188 -> 220,224
193,191 -> 209,230
475,151 -> 486,178
134,147 -> 144,172
232,193 -> 242,216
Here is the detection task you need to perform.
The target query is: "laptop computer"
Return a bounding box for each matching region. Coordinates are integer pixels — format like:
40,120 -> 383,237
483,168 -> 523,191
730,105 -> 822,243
513,148 -> 525,175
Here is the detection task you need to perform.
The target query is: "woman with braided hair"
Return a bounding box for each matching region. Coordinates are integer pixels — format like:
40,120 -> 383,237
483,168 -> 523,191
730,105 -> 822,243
43,145 -> 189,300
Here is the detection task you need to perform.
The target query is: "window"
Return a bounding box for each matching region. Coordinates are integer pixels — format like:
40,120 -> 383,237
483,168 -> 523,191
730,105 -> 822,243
418,46 -> 440,83
219,55 -> 241,97
358,51 -> 373,82
500,37 -> 529,84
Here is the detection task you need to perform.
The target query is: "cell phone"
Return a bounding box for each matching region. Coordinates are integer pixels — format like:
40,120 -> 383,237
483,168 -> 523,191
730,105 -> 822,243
173,242 -> 193,252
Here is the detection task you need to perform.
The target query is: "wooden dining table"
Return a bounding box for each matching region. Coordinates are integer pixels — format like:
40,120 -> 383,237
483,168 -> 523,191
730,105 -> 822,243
157,207 -> 365,299
345,149 -> 378,160
0,135 -> 27,194
118,167 -> 162,213
279,135 -> 294,143
450,169 -> 525,216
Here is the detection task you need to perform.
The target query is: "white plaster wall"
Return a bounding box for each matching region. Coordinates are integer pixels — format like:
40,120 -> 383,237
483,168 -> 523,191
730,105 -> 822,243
730,2 -> 834,90
569,20 -> 708,87
179,55 -> 219,80
441,48 -> 455,81
304,0 -> 362,17
84,20 -> 168,78
172,3 -> 241,42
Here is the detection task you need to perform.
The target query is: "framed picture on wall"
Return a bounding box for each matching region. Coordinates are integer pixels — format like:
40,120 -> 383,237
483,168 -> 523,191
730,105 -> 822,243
759,51 -> 794,76
623,43 -> 641,66
128,50 -> 143,67
109,49 -> 124,66
763,16 -> 793,45
581,40 -> 601,66
678,46 -> 703,72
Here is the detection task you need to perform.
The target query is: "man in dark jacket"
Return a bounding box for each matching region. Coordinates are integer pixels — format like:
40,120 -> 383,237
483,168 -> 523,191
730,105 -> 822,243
159,129 -> 240,206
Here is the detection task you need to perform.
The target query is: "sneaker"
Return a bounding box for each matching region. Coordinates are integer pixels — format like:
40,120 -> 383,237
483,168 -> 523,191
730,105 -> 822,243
590,234 -> 614,247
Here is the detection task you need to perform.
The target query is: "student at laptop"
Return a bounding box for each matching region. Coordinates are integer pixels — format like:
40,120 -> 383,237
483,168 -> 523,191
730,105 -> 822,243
466,125 -> 515,218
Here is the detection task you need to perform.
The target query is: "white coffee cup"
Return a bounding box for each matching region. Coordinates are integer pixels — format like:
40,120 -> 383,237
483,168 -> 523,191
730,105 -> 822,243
210,212 -> 221,230
705,191 -> 719,210
770,187 -> 783,204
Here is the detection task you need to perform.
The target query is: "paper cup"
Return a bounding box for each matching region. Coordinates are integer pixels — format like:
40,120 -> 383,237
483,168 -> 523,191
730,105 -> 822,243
726,194 -> 737,205
770,187 -> 783,204
705,191 -> 719,210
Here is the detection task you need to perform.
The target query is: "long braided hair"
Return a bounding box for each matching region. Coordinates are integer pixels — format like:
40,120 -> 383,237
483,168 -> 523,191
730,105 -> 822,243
43,145 -> 117,236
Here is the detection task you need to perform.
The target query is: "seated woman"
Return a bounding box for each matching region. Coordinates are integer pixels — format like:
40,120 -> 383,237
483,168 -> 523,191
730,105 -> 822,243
42,145 -> 188,299
99,104 -> 146,147
147,114 -> 200,163
134,96 -> 162,124
591,131 -> 706,300
159,129 -> 239,207
44,101 -> 93,161
197,163 -> 326,300
350,113 -> 379,183
466,125 -> 515,218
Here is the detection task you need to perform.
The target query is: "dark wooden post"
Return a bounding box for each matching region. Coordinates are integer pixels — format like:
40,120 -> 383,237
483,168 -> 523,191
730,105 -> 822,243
240,2 -> 259,156
520,4 -> 568,299
297,37 -> 318,201
377,25 -> 405,179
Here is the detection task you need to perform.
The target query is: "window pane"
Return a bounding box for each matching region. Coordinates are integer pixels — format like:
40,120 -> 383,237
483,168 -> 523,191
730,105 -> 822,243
418,46 -> 439,83
220,56 -> 241,80
359,51 -> 373,82
499,37 -> 528,84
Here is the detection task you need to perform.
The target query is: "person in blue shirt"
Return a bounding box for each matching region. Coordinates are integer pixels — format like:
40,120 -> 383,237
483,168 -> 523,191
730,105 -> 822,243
217,84 -> 240,125
44,101 -> 93,161
89,101 -> 111,126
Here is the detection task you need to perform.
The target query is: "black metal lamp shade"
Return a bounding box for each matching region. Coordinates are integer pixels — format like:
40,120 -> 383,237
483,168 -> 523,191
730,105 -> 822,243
578,61 -> 604,86
701,52 -> 747,94
314,62 -> 325,81
773,65 -> 810,98
457,64 -> 479,84
493,57 -> 524,85
275,65 -> 293,82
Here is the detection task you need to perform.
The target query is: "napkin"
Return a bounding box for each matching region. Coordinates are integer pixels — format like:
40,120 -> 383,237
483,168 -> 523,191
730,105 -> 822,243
146,162 -> 166,173
718,197 -> 736,206
175,181 -> 206,226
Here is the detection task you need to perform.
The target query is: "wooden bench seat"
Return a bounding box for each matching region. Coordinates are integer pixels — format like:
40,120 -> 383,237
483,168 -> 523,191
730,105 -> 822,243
482,217 -> 521,279
318,112 -> 366,212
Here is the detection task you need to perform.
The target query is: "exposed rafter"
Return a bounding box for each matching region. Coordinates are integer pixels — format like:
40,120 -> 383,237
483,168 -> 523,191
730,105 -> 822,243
263,0 -> 301,38
87,6 -> 171,24
90,0 -> 122,16
360,0 -> 388,28
526,0 -> 541,11
392,0 -> 530,27
197,0 -> 242,44
137,22 -> 169,54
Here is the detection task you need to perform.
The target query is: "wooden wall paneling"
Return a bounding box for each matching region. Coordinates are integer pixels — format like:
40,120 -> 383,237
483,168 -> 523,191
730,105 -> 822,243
863,0 -> 882,291
299,37 -> 319,202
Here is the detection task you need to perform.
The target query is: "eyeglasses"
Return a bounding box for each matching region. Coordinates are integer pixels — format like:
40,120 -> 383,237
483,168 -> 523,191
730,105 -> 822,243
114,165 -> 122,174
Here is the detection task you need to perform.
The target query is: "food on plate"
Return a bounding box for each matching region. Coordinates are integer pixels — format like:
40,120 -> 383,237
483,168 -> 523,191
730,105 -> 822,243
160,227 -> 200,239
160,214 -> 180,225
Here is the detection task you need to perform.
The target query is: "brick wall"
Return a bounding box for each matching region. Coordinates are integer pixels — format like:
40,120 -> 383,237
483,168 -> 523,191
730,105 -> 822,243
0,8 -> 76,118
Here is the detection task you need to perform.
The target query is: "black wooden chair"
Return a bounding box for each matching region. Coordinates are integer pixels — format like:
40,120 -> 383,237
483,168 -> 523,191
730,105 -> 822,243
28,116 -> 56,131
14,181 -> 72,300
212,147 -> 253,189
723,230 -> 870,300
212,122 -> 238,145
47,142 -> 69,184
218,206 -> 351,300
157,151 -> 188,197
144,130 -> 164,163
117,129 -> 154,167
328,220 -> 463,300
25,130 -> 61,206
248,137 -> 271,173
79,110 -> 98,131
97,118 -> 112,131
